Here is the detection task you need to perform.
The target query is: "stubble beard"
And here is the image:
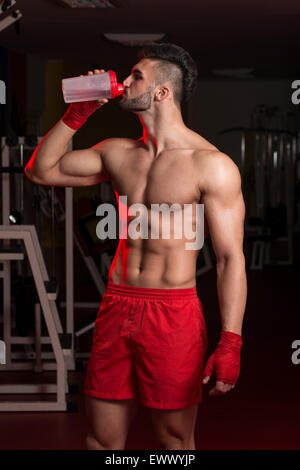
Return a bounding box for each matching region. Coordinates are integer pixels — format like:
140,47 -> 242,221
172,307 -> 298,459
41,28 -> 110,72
118,87 -> 154,113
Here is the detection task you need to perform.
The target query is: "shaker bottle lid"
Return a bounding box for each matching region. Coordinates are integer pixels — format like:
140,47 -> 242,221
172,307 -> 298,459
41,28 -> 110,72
109,70 -> 125,98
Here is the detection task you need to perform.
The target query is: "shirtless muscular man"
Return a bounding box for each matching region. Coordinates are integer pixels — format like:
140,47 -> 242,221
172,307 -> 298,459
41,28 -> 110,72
25,43 -> 247,451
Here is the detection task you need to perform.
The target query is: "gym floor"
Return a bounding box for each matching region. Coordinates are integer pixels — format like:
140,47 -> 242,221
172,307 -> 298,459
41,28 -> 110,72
0,265 -> 299,450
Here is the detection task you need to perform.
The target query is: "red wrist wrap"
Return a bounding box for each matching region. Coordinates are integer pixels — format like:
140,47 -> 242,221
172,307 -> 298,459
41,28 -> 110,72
203,331 -> 242,385
61,101 -> 101,130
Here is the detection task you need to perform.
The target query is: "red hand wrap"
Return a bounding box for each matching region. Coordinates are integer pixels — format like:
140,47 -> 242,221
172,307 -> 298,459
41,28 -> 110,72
203,331 -> 242,385
61,100 -> 101,130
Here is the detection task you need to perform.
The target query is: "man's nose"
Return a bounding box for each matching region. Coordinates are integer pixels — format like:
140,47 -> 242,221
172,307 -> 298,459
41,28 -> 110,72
123,75 -> 131,87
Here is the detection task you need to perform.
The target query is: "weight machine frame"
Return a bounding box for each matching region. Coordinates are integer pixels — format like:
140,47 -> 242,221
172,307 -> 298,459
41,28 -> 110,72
0,136 -> 74,411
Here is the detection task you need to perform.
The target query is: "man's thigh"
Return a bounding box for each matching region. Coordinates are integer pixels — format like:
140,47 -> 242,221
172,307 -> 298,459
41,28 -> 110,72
150,403 -> 199,448
85,395 -> 140,449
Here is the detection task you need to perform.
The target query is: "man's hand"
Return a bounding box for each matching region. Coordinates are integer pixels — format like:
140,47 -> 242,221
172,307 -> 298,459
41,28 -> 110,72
202,331 -> 242,396
203,377 -> 235,396
62,69 -> 109,130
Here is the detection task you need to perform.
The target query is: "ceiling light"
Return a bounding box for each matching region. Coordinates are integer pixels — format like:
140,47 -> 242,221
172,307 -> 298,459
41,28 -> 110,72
55,0 -> 123,7
212,68 -> 254,79
103,33 -> 166,46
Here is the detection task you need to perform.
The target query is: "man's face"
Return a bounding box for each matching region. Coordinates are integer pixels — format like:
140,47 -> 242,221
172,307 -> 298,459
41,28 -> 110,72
118,58 -> 157,113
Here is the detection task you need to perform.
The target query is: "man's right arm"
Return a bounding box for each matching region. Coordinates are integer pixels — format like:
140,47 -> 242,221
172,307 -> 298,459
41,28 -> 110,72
25,68 -> 111,187
25,119 -> 110,187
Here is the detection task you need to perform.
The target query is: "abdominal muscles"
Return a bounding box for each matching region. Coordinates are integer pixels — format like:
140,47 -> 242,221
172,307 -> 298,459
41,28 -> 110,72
108,226 -> 200,289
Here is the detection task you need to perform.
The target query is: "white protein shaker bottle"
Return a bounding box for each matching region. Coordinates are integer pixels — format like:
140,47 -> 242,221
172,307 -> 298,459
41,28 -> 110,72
62,70 -> 125,103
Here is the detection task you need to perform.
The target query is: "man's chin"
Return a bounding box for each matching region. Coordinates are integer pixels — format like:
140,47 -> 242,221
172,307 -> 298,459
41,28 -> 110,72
118,103 -> 133,112
118,102 -> 145,113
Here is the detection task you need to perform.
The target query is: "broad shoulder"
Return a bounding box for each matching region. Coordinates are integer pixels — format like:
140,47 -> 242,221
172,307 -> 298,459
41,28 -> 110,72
193,148 -> 242,195
91,137 -> 138,155
91,138 -> 142,178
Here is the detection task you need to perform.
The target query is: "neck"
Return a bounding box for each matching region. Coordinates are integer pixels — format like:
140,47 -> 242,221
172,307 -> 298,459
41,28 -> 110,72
137,104 -> 188,156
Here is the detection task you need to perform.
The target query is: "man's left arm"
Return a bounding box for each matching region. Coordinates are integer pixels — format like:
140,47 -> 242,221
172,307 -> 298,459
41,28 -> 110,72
199,151 -> 247,395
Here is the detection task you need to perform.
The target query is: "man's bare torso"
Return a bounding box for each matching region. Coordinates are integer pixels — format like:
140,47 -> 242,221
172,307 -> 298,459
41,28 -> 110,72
101,130 -> 218,289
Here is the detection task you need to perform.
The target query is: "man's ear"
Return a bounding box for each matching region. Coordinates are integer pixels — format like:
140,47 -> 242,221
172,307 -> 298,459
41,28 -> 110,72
154,86 -> 171,102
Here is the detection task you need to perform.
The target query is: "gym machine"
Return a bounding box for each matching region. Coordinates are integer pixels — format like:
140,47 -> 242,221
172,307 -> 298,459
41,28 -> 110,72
54,186 -> 118,358
0,135 -> 75,411
218,105 -> 298,269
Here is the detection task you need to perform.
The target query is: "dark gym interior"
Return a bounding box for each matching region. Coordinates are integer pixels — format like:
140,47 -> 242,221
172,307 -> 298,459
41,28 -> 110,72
0,0 -> 300,451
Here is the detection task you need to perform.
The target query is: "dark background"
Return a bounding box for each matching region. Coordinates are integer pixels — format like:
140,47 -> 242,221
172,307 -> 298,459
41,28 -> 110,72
0,0 -> 300,450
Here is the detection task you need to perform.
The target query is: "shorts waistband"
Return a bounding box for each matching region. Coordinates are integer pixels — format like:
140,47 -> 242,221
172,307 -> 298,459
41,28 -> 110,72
105,281 -> 198,300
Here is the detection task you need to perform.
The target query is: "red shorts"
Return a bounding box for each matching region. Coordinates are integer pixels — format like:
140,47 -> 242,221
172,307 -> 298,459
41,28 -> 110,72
83,281 -> 208,410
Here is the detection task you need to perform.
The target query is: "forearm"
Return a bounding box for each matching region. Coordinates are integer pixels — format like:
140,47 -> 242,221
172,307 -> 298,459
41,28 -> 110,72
216,254 -> 247,335
25,120 -> 76,181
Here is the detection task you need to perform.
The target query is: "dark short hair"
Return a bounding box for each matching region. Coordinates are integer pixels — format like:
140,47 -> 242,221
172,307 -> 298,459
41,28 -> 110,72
138,42 -> 198,107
